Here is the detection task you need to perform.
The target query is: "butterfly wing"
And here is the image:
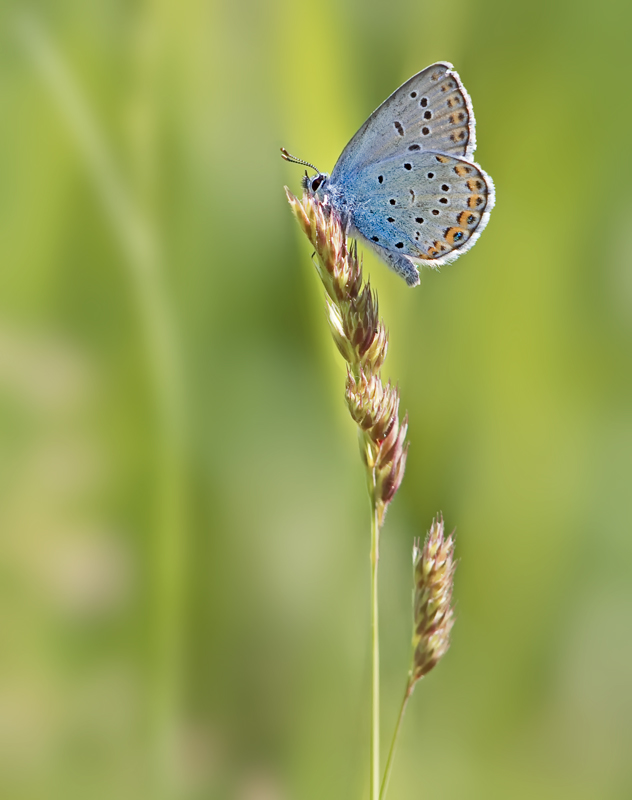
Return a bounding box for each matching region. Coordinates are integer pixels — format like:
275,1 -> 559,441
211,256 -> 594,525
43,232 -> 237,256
345,150 -> 495,270
331,62 -> 477,182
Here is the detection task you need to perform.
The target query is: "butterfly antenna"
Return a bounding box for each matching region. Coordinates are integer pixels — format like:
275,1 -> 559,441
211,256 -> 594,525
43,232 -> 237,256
280,147 -> 320,174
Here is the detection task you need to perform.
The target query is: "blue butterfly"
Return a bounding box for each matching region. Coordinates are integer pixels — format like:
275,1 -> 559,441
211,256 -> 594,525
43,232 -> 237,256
283,62 -> 495,287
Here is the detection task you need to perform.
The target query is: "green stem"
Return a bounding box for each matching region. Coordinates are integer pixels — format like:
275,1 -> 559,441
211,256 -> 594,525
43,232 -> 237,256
380,680 -> 413,800
370,482 -> 380,800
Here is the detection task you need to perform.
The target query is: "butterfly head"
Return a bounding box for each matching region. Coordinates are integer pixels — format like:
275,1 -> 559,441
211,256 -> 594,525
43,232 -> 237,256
281,148 -> 330,198
302,171 -> 329,198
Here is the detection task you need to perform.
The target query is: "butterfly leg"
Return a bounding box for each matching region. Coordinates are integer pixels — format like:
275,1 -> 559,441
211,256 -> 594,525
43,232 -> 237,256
380,250 -> 420,287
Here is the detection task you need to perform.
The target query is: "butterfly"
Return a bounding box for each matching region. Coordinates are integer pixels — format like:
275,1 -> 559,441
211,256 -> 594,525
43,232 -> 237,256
282,62 -> 495,287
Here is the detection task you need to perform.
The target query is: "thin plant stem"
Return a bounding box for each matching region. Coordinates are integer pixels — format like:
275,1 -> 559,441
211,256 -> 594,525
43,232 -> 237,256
380,681 -> 413,800
370,480 -> 381,800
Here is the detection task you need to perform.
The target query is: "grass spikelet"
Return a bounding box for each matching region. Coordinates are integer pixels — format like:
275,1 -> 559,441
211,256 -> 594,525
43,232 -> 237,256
285,187 -> 407,524
411,514 -> 457,683
380,515 -> 457,799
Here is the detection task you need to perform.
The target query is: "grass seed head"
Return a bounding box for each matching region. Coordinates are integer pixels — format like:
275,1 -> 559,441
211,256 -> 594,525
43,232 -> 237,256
410,515 -> 457,682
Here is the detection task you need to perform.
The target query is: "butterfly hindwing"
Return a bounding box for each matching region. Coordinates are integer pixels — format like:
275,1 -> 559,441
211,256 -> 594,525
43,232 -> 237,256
347,150 -> 495,267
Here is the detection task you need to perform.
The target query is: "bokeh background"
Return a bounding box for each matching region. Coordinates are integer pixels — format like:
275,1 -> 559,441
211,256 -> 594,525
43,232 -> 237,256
1,1 -> 631,798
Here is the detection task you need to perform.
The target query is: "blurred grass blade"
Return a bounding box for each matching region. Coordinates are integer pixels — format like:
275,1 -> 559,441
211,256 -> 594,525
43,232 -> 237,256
17,13 -> 187,799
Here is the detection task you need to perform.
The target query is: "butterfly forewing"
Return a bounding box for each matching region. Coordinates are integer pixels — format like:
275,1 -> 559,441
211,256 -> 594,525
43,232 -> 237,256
331,63 -> 476,182
347,151 -> 494,265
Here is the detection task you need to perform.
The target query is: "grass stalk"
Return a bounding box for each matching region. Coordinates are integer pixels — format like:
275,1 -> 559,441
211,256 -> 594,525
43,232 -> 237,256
285,164 -> 459,800
370,483 -> 381,800
380,681 -> 413,800
380,519 -> 457,799
284,188 -> 409,799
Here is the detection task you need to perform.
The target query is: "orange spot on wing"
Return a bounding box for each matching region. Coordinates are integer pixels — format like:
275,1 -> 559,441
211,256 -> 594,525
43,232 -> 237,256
458,211 -> 479,226
444,226 -> 467,245
466,178 -> 484,191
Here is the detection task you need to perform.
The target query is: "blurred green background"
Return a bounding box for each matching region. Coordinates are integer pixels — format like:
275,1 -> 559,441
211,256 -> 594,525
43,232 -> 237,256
1,1 -> 631,798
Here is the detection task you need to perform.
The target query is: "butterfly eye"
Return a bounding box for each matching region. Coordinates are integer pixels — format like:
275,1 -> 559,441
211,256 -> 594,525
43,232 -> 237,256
311,176 -> 324,191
